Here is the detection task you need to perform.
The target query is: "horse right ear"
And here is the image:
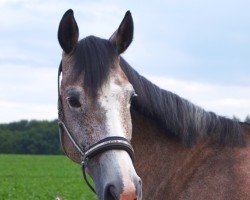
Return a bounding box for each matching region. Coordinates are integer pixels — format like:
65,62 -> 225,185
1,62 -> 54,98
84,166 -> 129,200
109,11 -> 134,54
58,9 -> 79,54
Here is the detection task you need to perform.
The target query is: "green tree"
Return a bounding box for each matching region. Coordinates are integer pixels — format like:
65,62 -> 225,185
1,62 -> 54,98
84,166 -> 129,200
0,119 -> 62,155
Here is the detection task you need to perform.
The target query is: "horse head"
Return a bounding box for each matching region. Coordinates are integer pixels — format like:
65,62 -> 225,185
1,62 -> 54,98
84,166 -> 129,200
57,9 -> 142,200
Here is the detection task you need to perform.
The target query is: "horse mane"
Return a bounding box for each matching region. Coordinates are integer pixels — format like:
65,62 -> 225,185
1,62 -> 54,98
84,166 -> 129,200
120,57 -> 246,147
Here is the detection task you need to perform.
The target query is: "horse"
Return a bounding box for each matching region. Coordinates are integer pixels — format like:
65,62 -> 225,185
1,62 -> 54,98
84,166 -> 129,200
57,9 -> 250,200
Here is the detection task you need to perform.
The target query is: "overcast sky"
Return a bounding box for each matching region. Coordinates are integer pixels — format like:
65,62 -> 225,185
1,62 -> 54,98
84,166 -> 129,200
0,0 -> 250,122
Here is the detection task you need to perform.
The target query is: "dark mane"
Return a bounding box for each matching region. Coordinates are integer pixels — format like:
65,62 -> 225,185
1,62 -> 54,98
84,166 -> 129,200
120,57 -> 246,147
73,36 -> 117,96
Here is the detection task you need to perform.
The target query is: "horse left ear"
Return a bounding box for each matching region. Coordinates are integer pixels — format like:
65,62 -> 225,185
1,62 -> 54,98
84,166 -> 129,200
58,9 -> 79,54
110,11 -> 134,54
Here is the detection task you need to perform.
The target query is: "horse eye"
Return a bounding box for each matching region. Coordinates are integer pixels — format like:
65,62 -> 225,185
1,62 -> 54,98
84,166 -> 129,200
67,96 -> 81,108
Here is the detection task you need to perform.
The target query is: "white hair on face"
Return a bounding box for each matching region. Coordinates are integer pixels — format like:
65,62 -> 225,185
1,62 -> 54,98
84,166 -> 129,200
99,77 -> 133,138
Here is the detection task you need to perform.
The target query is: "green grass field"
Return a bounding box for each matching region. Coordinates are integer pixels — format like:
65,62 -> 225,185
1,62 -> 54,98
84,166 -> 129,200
0,154 -> 96,200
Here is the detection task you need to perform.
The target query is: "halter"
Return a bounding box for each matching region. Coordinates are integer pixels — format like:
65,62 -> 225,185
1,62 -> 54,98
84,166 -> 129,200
57,62 -> 135,194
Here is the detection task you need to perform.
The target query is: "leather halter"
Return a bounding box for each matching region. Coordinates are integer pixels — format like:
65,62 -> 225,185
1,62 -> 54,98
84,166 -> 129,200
57,62 -> 135,194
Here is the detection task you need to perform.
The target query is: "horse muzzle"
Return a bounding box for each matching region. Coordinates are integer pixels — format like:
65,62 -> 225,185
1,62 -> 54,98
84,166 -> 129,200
87,150 -> 142,200
104,177 -> 142,200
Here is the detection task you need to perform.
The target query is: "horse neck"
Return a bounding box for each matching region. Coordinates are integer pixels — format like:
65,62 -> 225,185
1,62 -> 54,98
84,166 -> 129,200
130,109 -> 217,197
131,109 -> 250,199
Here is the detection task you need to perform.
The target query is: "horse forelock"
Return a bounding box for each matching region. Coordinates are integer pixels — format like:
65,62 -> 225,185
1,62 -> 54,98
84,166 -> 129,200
120,57 -> 246,147
71,36 -> 118,96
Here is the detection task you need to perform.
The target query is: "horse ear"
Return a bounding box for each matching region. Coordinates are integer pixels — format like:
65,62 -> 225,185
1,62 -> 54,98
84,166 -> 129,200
58,9 -> 79,54
110,11 -> 134,54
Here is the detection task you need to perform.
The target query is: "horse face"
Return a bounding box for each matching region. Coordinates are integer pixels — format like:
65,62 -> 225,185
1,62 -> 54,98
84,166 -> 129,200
58,10 -> 142,200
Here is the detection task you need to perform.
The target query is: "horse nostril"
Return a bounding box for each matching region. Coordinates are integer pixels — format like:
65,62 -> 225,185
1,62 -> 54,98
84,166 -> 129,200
104,179 -> 142,200
105,185 -> 118,200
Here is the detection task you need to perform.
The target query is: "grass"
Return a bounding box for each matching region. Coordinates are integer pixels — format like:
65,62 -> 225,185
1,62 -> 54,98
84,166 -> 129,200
0,154 -> 96,200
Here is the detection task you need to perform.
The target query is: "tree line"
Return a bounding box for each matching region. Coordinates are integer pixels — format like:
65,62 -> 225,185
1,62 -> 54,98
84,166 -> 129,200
0,120 -> 62,154
0,116 -> 250,155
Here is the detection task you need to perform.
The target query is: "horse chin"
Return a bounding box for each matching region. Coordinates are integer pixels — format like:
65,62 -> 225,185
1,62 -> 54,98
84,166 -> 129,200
88,150 -> 142,200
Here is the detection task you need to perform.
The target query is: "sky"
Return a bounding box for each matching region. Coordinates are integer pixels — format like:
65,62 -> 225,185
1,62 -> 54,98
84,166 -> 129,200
0,0 -> 250,123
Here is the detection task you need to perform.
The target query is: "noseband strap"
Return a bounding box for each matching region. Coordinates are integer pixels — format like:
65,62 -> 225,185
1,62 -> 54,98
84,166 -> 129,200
57,62 -> 135,194
58,120 -> 134,162
83,136 -> 134,162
